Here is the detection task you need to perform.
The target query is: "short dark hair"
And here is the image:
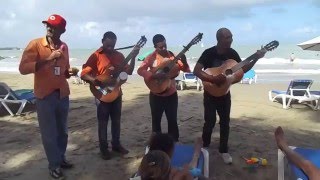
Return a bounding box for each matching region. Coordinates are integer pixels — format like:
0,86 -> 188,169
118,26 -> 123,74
152,34 -> 165,46
102,31 -> 117,41
149,133 -> 175,156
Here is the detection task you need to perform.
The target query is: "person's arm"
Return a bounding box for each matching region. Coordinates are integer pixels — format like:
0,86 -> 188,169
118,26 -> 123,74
124,47 -> 140,75
177,54 -> 191,73
137,53 -> 154,80
193,63 -> 226,85
275,127 -> 320,179
81,53 -> 100,85
188,138 -> 202,169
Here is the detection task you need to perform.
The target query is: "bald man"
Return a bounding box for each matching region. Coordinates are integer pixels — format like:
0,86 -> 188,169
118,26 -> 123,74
193,28 -> 265,164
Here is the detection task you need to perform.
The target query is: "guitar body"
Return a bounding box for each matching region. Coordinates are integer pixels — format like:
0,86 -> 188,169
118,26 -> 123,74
203,59 -> 244,97
145,61 -> 180,94
90,71 -> 125,103
202,40 -> 280,97
89,35 -> 148,102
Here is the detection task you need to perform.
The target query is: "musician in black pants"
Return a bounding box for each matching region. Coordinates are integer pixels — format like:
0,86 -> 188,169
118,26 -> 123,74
193,28 -> 265,164
137,34 -> 190,141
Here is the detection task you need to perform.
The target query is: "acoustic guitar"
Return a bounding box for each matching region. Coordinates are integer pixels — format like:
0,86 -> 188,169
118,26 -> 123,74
202,40 -> 279,97
145,33 -> 203,94
90,36 -> 147,102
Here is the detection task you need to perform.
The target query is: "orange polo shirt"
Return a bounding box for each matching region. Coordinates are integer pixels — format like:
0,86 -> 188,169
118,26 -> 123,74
19,37 -> 70,99
137,50 -> 191,96
81,48 -> 129,77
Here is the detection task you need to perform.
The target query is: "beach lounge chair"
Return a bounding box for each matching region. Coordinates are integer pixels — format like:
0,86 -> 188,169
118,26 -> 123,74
142,144 -> 209,179
0,82 -> 36,116
278,146 -> 320,180
240,69 -> 257,84
268,79 -> 319,110
179,72 -> 202,91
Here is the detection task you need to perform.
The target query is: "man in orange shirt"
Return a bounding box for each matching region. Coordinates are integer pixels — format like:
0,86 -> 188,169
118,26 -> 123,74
19,14 -> 74,179
137,34 -> 190,142
81,31 -> 139,160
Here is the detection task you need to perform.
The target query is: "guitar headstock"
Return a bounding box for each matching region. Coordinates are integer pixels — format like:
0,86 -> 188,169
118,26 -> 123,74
136,35 -> 147,48
190,33 -> 203,46
183,33 -> 203,51
263,40 -> 279,52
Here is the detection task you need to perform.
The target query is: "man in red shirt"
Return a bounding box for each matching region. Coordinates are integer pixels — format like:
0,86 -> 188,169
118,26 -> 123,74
137,34 -> 190,142
19,14 -> 74,179
81,31 -> 139,160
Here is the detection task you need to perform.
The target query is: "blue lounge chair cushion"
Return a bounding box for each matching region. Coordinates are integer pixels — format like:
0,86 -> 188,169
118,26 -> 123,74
289,147 -> 320,180
243,69 -> 256,79
171,144 -> 204,172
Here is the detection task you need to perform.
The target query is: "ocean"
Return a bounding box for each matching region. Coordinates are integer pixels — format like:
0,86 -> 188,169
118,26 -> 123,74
1,43 -> 320,83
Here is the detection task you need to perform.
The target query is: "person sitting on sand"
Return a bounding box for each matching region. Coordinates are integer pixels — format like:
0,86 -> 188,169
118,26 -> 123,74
275,126 -> 320,180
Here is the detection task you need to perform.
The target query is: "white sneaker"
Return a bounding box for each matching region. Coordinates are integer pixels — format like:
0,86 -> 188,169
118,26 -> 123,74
221,153 -> 232,164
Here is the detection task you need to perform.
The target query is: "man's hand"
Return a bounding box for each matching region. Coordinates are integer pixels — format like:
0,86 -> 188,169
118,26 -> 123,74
68,67 -> 79,76
152,72 -> 167,80
211,74 -> 226,86
46,50 -> 63,61
92,79 -> 103,87
256,48 -> 266,59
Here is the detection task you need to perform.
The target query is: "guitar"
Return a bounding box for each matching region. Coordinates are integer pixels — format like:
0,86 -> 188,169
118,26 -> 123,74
202,40 -> 279,97
145,33 -> 203,94
90,36 -> 147,102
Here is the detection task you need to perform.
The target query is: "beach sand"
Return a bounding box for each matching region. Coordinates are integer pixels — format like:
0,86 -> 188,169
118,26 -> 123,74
1,72 -> 320,180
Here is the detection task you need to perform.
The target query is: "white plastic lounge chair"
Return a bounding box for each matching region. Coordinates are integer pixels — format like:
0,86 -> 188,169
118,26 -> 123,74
0,82 -> 35,116
268,79 -> 319,110
179,72 -> 202,91
240,69 -> 257,84
278,146 -> 320,180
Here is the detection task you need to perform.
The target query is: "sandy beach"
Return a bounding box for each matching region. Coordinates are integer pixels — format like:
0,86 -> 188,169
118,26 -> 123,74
1,72 -> 320,180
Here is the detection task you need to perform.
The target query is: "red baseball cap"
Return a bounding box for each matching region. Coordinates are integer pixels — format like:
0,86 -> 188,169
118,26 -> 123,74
42,14 -> 66,30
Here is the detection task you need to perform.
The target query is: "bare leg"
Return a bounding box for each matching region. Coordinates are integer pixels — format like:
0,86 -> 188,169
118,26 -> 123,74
189,137 -> 203,169
275,126 -> 320,180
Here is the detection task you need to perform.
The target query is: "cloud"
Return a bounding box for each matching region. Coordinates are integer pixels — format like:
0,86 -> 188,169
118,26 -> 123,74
293,27 -> 318,34
0,0 -> 317,48
79,22 -> 100,37
241,23 -> 253,31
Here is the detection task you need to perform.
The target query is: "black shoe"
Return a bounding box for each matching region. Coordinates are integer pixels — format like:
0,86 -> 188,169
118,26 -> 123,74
112,145 -> 129,155
60,160 -> 74,169
49,168 -> 64,180
100,150 -> 111,160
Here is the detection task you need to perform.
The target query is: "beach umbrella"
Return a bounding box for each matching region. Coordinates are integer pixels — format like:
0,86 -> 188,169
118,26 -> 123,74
297,36 -> 320,51
138,50 -> 154,61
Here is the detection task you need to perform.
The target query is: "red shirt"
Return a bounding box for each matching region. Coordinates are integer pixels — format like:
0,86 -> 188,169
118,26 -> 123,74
19,37 -> 70,99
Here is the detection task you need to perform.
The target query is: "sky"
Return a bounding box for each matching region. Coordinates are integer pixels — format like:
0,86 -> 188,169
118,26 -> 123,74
0,0 -> 319,49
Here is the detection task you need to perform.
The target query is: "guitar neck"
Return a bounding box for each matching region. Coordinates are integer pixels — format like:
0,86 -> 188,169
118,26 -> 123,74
166,45 -> 190,70
113,49 -> 135,77
230,53 -> 258,73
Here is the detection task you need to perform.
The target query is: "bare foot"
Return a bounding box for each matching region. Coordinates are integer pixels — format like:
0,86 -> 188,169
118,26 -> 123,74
274,126 -> 288,150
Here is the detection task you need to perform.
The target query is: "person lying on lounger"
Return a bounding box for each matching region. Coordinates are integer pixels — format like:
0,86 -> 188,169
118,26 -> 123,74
275,126 -> 320,180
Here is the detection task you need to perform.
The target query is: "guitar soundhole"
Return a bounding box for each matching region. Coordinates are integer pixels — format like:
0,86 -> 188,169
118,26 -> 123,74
225,69 -> 233,76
